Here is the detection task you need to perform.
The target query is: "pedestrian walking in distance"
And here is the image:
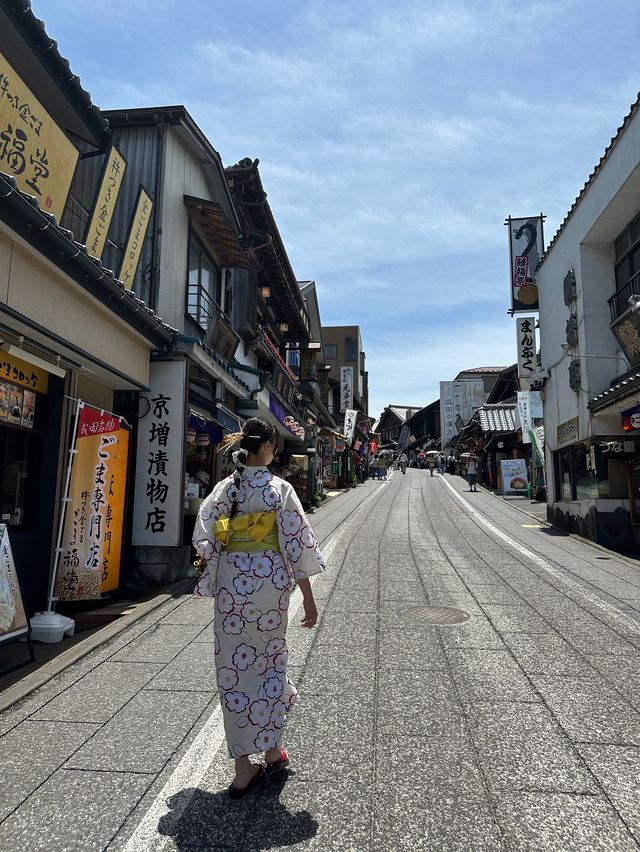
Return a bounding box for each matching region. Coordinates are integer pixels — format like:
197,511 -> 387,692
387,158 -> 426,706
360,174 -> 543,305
398,451 -> 408,474
467,455 -> 479,492
427,455 -> 436,477
193,418 -> 325,797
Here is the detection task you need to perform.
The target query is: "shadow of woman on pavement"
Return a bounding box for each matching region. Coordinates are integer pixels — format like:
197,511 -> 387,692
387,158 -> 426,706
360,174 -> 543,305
158,770 -> 318,851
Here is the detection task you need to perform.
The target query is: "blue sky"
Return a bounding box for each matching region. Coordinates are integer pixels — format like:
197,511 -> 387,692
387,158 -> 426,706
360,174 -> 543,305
38,0 -> 640,419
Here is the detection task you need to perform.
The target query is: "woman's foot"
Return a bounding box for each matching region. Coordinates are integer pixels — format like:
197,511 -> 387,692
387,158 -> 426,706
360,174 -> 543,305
265,746 -> 289,771
229,762 -> 265,798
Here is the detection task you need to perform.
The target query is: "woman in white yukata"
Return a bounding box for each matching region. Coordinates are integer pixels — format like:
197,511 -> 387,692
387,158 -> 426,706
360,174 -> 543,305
193,418 -> 325,798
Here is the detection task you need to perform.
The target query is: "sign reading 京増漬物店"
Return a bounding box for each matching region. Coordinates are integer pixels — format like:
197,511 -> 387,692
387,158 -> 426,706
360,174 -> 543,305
0,50 -> 79,221
0,524 -> 29,643
500,458 -> 529,496
118,186 -> 153,288
84,145 -> 127,260
507,216 -> 544,312
516,317 -> 537,380
132,360 -> 186,547
54,404 -> 129,601
0,350 -> 49,393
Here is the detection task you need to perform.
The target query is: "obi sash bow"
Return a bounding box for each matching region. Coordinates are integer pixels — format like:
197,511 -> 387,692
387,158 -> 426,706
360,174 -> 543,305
213,511 -> 280,553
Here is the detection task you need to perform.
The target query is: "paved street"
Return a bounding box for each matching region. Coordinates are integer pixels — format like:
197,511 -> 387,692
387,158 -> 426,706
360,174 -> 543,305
2,470 -> 640,851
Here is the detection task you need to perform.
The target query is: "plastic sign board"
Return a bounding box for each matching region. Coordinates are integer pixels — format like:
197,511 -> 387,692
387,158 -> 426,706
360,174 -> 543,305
0,524 -> 29,643
501,458 -> 529,495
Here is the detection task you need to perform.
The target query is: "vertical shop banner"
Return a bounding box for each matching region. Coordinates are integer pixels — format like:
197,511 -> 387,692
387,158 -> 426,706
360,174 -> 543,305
516,317 -> 537,379
133,360 -> 186,547
55,405 -> 129,601
118,186 -> 153,288
440,381 -> 455,447
500,458 -> 529,495
343,408 -> 357,445
517,391 -> 532,443
507,216 -> 544,312
0,50 -> 80,220
84,144 -> 127,260
0,524 -> 29,642
340,366 -> 353,412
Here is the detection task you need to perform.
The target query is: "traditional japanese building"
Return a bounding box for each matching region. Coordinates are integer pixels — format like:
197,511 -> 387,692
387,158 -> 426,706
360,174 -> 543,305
537,93 -> 640,551
0,7 -> 174,615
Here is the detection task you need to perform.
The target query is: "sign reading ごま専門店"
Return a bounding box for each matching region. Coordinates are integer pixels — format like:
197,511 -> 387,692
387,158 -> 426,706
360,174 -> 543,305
0,51 -> 79,221
54,404 -> 129,601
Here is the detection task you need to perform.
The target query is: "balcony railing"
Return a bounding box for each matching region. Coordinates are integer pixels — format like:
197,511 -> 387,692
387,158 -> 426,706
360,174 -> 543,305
187,282 -> 223,331
609,270 -> 640,323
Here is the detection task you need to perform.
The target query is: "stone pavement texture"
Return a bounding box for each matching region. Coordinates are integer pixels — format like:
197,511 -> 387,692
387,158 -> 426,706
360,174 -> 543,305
2,471 -> 640,850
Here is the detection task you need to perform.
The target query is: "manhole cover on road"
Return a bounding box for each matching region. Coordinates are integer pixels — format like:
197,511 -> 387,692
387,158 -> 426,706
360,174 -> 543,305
401,605 -> 470,625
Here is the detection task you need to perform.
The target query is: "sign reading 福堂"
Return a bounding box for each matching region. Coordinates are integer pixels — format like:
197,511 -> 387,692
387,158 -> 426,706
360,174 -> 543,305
516,317 -> 537,380
340,366 -> 353,411
118,186 -> 153,288
507,216 -> 544,312
55,404 -> 129,601
133,361 -> 186,547
0,524 -> 29,643
0,50 -> 79,220
84,145 -> 127,260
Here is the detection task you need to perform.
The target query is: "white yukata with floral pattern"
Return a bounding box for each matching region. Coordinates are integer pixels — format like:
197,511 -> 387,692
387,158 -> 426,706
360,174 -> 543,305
193,466 -> 325,758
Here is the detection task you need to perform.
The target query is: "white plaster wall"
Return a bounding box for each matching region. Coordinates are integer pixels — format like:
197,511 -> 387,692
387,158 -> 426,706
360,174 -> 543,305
538,105 -> 640,501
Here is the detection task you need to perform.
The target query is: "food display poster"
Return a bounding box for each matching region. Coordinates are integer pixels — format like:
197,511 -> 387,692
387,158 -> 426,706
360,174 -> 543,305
501,458 -> 529,495
0,523 -> 29,643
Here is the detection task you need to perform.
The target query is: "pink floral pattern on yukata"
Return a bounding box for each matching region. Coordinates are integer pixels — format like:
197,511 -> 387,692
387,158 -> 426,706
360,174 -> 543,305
192,467 -> 325,758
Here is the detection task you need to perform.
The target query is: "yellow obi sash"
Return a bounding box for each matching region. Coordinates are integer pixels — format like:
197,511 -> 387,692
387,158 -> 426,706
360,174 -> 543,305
213,511 -> 280,553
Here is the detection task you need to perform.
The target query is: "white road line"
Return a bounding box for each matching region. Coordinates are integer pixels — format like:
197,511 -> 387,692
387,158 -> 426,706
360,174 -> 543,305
121,481 -> 385,851
439,476 -> 640,635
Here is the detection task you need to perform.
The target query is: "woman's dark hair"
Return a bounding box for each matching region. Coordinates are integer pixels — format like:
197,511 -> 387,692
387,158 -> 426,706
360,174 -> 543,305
229,418 -> 277,518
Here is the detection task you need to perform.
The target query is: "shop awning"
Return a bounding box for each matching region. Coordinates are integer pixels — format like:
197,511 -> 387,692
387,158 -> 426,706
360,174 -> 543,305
238,397 -> 305,444
184,196 -> 248,267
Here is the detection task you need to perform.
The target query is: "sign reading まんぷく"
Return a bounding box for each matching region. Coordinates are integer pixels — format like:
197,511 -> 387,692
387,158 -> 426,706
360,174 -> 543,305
0,51 -> 79,221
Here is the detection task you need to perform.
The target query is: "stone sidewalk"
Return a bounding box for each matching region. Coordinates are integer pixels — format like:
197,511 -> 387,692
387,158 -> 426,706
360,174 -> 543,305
1,471 -> 640,850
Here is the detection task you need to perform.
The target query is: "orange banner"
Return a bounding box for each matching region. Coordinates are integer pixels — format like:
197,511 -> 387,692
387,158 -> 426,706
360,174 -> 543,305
55,404 -> 129,601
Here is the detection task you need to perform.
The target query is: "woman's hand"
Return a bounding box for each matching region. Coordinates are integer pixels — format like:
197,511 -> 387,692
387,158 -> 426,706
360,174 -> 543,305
301,598 -> 318,628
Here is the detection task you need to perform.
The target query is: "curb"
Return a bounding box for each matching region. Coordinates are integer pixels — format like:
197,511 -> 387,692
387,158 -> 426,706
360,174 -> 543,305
482,487 -> 640,570
0,589 -> 179,713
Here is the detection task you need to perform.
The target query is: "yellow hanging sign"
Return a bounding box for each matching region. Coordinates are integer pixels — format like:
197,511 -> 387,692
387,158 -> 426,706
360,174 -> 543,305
0,50 -> 79,221
84,145 -> 127,259
118,187 -> 153,288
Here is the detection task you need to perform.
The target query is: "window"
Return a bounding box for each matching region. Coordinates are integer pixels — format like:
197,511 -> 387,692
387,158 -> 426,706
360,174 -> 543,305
0,428 -> 39,529
554,448 -> 573,501
345,338 -> 357,361
186,233 -> 221,330
324,344 -> 337,359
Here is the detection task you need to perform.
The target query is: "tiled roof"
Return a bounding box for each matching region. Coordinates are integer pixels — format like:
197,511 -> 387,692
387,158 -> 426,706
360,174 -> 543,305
458,366 -> 506,374
0,172 -> 176,344
477,405 -> 516,433
589,371 -> 640,412
539,92 -> 640,268
389,406 -> 416,421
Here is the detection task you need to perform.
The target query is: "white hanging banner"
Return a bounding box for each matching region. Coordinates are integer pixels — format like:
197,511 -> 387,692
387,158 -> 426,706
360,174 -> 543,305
343,408 -> 357,445
133,361 -> 186,546
516,317 -> 537,379
517,391 -> 532,443
340,366 -> 353,411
